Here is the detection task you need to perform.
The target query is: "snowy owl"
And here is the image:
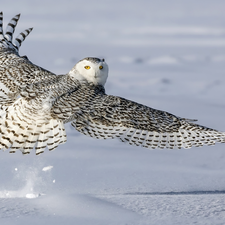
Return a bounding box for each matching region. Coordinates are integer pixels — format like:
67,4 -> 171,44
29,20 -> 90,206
0,12 -> 225,155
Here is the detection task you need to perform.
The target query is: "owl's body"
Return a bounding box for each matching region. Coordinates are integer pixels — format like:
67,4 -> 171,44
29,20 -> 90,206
0,12 -> 225,155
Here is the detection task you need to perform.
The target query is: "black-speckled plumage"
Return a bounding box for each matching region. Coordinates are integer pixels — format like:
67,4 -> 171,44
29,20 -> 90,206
0,12 -> 225,155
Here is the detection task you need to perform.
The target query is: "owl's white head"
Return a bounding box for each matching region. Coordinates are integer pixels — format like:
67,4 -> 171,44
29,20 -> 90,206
69,57 -> 108,86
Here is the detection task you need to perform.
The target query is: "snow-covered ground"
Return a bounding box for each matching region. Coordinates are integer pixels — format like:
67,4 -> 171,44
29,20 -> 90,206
0,0 -> 225,224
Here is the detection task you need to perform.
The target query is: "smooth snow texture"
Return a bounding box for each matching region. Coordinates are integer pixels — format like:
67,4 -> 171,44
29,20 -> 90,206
0,0 -> 225,224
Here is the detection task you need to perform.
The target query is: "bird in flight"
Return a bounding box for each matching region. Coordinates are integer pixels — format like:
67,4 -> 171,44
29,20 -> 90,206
0,12 -> 224,155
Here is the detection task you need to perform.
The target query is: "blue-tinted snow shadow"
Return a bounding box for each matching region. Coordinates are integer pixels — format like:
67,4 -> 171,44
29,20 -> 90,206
124,190 -> 225,196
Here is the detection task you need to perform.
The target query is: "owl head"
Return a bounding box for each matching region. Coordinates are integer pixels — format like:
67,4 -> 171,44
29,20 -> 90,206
69,57 -> 108,86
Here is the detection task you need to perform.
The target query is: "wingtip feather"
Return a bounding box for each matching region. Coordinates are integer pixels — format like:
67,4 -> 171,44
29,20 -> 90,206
0,12 -> 32,51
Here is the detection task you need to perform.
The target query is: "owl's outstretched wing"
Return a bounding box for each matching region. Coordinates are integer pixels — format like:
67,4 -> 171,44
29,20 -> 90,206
70,90 -> 225,149
0,12 -> 56,105
0,13 -> 68,155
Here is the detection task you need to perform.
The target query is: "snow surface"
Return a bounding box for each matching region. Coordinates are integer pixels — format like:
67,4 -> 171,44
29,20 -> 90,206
0,0 -> 225,224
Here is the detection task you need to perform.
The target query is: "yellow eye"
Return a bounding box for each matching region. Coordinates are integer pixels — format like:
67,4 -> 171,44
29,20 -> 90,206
99,66 -> 103,70
84,66 -> 91,70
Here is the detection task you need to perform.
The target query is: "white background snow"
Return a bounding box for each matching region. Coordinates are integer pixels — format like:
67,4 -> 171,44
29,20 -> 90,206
0,0 -> 225,224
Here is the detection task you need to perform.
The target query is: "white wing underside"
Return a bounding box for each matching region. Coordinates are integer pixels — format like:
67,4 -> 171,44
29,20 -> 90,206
0,99 -> 67,155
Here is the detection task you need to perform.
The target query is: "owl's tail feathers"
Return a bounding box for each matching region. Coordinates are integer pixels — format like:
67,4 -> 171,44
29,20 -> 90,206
0,12 -> 33,51
0,106 -> 67,155
46,120 -> 67,152
32,119 -> 67,155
